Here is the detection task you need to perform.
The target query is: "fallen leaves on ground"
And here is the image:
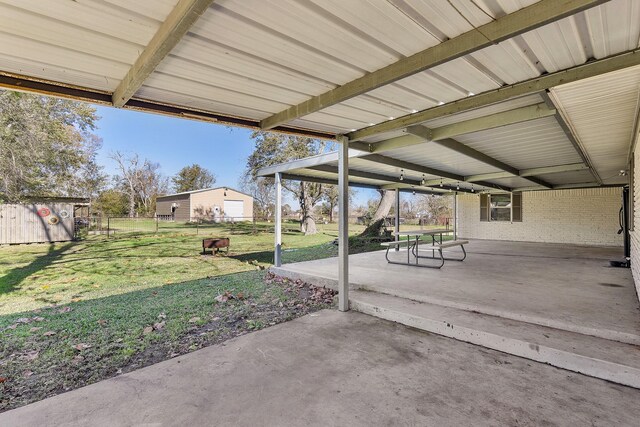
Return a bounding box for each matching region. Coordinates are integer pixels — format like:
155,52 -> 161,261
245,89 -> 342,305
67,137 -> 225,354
43,331 -> 56,336
58,306 -> 72,314
142,326 -> 153,335
29,327 -> 42,333
153,321 -> 165,331
73,343 -> 92,351
264,273 -> 337,306
214,291 -> 234,303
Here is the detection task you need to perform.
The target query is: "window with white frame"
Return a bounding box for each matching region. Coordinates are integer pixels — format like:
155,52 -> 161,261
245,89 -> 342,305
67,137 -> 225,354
480,193 -> 522,222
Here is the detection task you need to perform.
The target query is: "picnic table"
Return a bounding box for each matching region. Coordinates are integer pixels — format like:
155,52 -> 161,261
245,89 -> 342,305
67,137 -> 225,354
381,229 -> 467,269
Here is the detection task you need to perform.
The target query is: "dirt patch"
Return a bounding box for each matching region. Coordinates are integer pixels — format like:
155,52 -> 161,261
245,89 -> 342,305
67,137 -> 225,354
0,272 -> 336,412
123,275 -> 335,372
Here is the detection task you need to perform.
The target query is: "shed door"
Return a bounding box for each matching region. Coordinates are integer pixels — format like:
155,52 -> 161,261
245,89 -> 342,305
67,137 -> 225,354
223,200 -> 244,220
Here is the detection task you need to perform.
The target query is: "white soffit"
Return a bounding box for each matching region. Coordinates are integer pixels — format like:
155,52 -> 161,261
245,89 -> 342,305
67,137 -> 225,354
382,143 -> 504,177
454,117 -> 583,170
0,0 -> 178,92
0,0 -> 638,142
541,170 -> 601,186
293,0 -> 640,133
551,64 -> 640,184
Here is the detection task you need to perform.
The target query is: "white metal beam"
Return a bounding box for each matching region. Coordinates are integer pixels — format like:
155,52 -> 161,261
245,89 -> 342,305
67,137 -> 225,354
348,47 -> 640,141
359,154 -> 509,191
112,0 -> 215,107
407,126 -> 553,189
430,103 -> 556,141
279,173 -> 379,190
627,91 -> 640,163
395,190 -> 400,250
257,150 -> 364,177
543,90 -> 602,184
351,103 -> 555,154
274,172 -> 282,267
419,163 -> 589,186
513,182 -> 623,192
337,137 -> 349,312
260,0 -> 608,130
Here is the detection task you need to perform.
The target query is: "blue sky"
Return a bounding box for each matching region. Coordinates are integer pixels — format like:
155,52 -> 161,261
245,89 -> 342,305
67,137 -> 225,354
94,106 -> 375,207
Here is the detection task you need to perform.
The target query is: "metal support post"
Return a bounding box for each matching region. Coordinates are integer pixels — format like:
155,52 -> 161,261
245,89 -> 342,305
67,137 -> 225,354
337,137 -> 349,312
395,190 -> 400,251
454,193 -> 458,240
274,172 -> 282,267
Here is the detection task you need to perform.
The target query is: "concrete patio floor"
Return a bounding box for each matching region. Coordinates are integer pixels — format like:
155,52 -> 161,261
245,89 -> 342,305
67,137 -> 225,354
2,310 -> 640,427
274,240 -> 640,344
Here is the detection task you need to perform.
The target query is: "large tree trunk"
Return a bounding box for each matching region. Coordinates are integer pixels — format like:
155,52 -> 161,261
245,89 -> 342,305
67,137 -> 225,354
298,183 -> 318,235
301,214 -> 317,235
128,184 -> 136,218
371,190 -> 395,223
360,189 -> 395,237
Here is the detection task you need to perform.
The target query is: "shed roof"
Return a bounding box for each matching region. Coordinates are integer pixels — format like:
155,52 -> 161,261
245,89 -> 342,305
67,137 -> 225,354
156,186 -> 252,199
0,0 -> 638,191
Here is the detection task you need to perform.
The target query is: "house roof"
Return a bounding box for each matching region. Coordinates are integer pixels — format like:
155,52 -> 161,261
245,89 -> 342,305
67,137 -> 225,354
156,186 -> 252,199
0,0 -> 637,192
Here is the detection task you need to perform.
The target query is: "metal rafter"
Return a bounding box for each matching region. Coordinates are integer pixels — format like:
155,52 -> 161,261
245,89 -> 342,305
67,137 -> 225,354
307,164 -> 468,193
421,163 -> 590,186
406,125 -> 553,188
279,173 -> 378,189
260,0 -> 608,130
348,47 -> 640,141
542,91 -> 603,184
112,0 -> 215,107
357,154 -> 510,192
349,103 -> 556,154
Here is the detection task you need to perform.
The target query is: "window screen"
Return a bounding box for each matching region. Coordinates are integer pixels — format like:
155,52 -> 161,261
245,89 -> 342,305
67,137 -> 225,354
490,194 -> 511,222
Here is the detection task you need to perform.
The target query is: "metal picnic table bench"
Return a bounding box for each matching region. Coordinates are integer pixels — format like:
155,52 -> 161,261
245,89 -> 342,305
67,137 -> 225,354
381,229 -> 468,269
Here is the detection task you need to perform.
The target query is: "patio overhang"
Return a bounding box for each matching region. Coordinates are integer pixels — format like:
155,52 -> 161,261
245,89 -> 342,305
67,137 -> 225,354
0,0 -> 638,313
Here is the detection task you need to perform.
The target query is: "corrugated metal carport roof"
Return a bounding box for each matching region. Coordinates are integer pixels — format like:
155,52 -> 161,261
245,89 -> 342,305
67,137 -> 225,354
0,0 -> 638,191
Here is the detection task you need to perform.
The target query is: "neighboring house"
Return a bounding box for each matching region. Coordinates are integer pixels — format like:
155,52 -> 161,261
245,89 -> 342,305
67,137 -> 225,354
156,187 -> 253,222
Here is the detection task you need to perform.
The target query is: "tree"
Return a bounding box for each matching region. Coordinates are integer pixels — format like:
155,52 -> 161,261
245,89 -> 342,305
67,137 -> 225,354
94,189 -> 128,217
244,131 -> 332,235
321,185 -> 356,223
241,176 -> 275,220
360,190 -> 396,236
110,151 -> 168,217
74,135 -> 107,213
172,164 -> 215,193
0,91 -> 100,202
415,194 -> 453,225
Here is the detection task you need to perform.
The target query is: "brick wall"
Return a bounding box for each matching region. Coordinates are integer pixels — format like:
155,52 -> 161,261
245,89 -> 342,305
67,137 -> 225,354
457,187 -> 623,247
631,149 -> 640,299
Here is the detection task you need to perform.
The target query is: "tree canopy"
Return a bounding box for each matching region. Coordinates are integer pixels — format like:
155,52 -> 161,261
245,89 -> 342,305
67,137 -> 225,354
110,151 -> 168,217
244,131 -> 332,234
172,164 -> 216,193
0,91 -> 102,202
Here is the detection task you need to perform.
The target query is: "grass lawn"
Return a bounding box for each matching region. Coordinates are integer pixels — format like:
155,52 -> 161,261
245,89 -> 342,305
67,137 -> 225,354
0,221 -> 381,411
